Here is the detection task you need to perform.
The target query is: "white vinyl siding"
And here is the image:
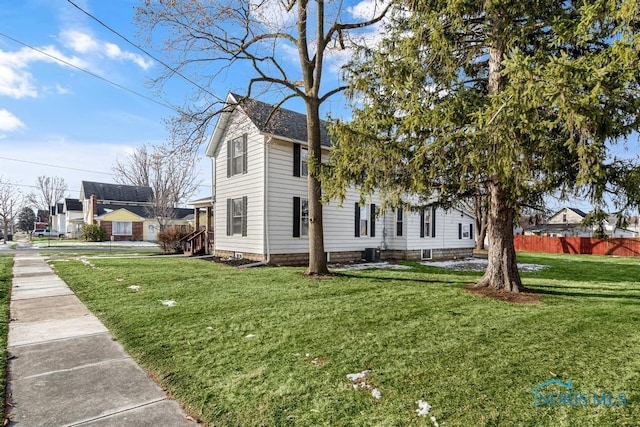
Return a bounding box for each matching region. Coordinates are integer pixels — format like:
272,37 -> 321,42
214,111 -> 264,254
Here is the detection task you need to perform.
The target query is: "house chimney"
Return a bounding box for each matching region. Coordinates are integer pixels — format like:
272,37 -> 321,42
90,194 -> 97,224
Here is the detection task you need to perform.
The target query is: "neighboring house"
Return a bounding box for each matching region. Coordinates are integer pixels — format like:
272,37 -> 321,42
34,209 -> 49,230
79,181 -> 193,241
50,202 -> 65,234
203,93 -> 476,264
63,198 -> 84,238
523,207 -> 638,237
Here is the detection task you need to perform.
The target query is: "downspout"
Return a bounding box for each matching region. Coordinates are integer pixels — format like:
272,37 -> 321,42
239,135 -> 271,268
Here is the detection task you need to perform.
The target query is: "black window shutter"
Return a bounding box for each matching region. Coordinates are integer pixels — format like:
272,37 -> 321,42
420,209 -> 425,238
397,208 -> 403,237
458,223 -> 462,239
370,204 -> 376,237
431,206 -> 437,238
293,143 -> 301,177
354,203 -> 360,237
293,197 -> 301,237
470,223 -> 474,240
242,196 -> 248,236
226,198 -> 232,236
242,134 -> 248,174
226,140 -> 232,177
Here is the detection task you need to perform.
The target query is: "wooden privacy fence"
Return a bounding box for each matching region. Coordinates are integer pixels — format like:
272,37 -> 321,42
514,235 -> 640,256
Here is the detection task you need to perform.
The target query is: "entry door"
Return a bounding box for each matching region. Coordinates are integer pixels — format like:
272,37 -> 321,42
147,224 -> 157,241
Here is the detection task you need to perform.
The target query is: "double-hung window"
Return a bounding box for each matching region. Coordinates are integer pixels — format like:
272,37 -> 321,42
293,143 -> 309,177
226,197 -> 247,236
354,203 -> 376,237
293,197 -> 309,237
396,208 -> 403,237
420,207 -> 436,238
227,134 -> 248,176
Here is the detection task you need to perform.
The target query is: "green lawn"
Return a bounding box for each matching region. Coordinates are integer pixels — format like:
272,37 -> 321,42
49,253 -> 640,426
0,255 -> 13,408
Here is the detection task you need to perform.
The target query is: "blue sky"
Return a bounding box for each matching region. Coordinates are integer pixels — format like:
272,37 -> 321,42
0,0 -> 383,205
1,1 -> 199,200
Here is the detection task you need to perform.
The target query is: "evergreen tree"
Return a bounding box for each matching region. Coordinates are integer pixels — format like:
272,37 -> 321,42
328,0 -> 640,291
17,206 -> 36,232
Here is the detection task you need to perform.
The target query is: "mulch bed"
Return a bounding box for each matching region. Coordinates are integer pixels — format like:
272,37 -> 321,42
463,284 -> 542,305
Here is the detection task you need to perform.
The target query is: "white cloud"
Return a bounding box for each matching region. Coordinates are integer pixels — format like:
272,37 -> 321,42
0,45 -> 88,99
104,43 -> 153,70
61,29 -> 153,70
0,109 -> 25,132
55,83 -> 70,95
0,63 -> 37,98
61,29 -> 99,53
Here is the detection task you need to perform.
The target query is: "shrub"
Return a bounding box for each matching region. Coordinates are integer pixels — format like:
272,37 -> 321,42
81,224 -> 105,242
157,226 -> 191,254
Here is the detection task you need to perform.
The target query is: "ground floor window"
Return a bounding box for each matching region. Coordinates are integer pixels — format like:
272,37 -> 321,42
113,221 -> 132,236
227,197 -> 247,236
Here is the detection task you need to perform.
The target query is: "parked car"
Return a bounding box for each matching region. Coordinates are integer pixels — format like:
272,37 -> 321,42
33,229 -> 64,238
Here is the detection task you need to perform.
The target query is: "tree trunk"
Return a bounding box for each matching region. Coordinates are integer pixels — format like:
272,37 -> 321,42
305,100 -> 329,275
474,194 -> 488,250
475,180 -> 523,292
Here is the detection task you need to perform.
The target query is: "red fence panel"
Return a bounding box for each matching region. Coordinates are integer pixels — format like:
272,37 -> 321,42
514,235 -> 640,256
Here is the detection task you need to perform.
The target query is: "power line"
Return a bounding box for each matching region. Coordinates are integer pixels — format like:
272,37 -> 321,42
0,156 -> 211,188
0,32 -> 179,112
0,156 -> 114,176
67,0 -> 223,103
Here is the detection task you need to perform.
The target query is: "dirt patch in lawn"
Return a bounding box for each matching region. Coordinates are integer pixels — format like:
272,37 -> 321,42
464,284 -> 542,305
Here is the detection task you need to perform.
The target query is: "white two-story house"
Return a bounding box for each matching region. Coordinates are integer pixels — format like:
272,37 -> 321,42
205,93 -> 476,264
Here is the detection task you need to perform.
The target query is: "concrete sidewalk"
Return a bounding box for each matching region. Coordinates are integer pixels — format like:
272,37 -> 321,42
6,252 -> 198,426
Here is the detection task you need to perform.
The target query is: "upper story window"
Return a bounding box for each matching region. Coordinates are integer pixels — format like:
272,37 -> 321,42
227,134 -> 248,177
293,143 -> 309,177
301,147 -> 308,176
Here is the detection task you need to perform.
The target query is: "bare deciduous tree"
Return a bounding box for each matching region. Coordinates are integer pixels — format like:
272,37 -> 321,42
136,0 -> 391,275
0,178 -> 22,243
113,144 -> 202,228
27,176 -> 67,228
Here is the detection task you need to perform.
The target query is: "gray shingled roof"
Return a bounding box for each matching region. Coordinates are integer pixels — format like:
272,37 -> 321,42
81,181 -> 154,203
64,198 -> 83,212
231,93 -> 331,147
568,207 -> 588,217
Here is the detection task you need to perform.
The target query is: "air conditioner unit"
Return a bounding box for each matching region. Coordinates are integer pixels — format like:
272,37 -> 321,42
234,252 -> 243,259
363,247 -> 380,262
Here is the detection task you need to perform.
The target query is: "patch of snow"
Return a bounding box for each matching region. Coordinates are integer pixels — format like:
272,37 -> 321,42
206,326 -> 214,331
431,415 -> 439,427
79,257 -> 95,267
160,300 -> 176,307
128,285 -> 141,292
371,388 -> 382,400
116,278 -> 124,282
346,370 -> 370,382
416,400 -> 432,416
331,262 -> 412,271
421,258 -> 547,272
245,334 -> 256,338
